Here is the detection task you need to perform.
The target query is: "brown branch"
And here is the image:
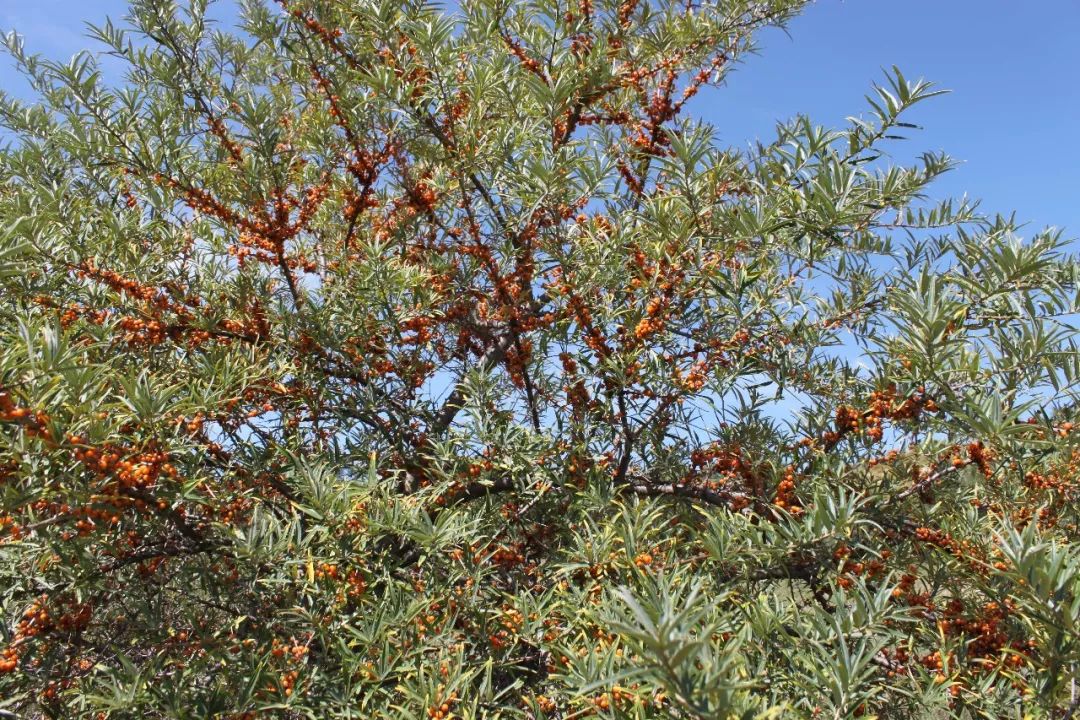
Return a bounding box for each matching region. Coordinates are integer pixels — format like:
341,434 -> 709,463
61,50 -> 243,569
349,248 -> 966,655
894,462 -> 966,501
431,330 -> 519,434
623,480 -> 752,509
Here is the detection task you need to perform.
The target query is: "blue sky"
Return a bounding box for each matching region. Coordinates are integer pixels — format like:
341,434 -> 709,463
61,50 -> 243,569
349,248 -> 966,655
2,0 -> 1079,235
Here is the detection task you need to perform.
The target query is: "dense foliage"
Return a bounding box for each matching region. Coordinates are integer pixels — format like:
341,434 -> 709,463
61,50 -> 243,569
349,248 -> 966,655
1,0 -> 1079,717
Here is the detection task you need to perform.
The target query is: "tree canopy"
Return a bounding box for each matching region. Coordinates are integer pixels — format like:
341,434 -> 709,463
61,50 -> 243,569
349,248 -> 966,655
1,0 -> 1079,717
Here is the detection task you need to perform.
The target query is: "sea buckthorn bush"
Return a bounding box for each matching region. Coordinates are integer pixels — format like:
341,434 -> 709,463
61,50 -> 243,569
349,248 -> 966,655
1,0 -> 1079,718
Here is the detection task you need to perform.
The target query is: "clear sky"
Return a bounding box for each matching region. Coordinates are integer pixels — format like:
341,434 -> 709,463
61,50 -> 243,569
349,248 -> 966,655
3,0 -> 1079,235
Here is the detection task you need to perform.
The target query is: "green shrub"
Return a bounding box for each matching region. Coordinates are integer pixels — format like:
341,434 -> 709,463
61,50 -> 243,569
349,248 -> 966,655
0,1 -> 1078,717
